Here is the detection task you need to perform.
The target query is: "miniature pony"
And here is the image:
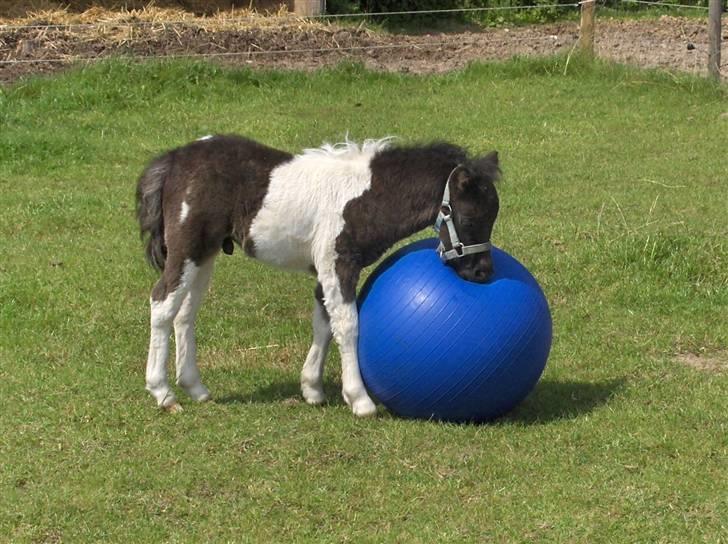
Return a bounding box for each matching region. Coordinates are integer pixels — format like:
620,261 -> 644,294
136,135 -> 500,415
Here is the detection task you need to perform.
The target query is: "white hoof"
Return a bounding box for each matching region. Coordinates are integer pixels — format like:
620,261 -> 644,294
181,381 -> 211,403
302,384 -> 326,406
147,384 -> 178,409
345,391 -> 377,417
164,402 -> 184,414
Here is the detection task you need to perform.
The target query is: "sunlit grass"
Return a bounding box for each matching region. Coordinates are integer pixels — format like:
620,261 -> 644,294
0,56 -> 726,542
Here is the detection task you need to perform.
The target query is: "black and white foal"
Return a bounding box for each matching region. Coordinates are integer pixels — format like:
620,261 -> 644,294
136,135 -> 500,416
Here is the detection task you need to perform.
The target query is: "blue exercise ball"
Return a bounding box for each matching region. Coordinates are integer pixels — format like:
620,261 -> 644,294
357,238 -> 551,422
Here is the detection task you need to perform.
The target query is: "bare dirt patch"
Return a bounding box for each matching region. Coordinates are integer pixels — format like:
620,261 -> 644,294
1,6 -> 726,84
675,351 -> 728,373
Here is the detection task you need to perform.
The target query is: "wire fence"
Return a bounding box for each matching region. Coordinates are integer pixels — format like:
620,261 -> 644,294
0,0 -> 723,79
0,0 -> 717,27
0,2 -> 581,68
0,2 -> 584,30
618,0 -> 709,8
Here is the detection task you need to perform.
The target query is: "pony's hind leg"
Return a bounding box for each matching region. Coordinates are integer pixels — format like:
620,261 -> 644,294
300,283 -> 332,405
145,258 -> 201,411
173,256 -> 215,402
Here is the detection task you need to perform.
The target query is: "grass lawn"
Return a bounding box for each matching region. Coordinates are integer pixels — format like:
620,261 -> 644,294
0,57 -> 726,542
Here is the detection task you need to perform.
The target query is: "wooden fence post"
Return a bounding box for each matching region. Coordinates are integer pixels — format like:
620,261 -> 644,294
294,0 -> 325,16
578,0 -> 596,56
708,0 -> 722,80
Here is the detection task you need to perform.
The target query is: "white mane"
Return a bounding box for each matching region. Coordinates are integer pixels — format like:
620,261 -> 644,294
301,137 -> 395,160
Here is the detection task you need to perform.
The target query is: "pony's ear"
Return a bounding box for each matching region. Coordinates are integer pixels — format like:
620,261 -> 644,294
452,165 -> 475,192
472,151 -> 501,183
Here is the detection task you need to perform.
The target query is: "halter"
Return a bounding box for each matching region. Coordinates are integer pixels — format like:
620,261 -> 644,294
433,166 -> 492,262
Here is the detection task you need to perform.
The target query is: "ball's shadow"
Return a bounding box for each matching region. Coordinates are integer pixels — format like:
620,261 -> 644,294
499,377 -> 625,425
217,377 -> 625,425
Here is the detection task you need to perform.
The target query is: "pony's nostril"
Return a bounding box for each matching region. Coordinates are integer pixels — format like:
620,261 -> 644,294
474,269 -> 490,282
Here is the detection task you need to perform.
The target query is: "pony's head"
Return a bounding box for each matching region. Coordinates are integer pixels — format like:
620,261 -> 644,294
436,151 -> 500,283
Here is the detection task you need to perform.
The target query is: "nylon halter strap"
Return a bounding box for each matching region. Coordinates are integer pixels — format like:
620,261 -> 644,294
433,166 -> 492,262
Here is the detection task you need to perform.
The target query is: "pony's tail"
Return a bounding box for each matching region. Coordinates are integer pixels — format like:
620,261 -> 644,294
136,153 -> 172,272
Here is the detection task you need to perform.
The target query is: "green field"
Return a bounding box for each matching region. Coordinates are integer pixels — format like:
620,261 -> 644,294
1,57 -> 726,542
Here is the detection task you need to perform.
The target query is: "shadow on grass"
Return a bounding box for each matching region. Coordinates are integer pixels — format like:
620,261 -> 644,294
216,377 -> 625,425
215,380 -> 345,406
500,378 -> 626,425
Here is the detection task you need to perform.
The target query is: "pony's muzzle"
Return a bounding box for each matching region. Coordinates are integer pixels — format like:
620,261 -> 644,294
452,251 -> 493,284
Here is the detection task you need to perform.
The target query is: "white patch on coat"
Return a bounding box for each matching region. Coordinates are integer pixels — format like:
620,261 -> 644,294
196,135 -> 214,141
248,138 -> 393,272
179,201 -> 190,224
248,138 -> 389,418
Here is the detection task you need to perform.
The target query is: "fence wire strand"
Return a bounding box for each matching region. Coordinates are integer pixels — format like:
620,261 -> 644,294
0,3 -> 581,31
0,34 -> 569,65
311,3 -> 581,19
618,0 -> 710,9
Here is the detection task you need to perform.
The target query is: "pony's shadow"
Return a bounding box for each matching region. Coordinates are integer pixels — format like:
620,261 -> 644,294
215,380 -> 345,406
216,377 -> 625,424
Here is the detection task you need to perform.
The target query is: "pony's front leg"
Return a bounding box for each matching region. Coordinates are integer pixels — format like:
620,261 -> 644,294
319,269 -> 376,417
300,283 -> 332,405
333,303 -> 376,417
